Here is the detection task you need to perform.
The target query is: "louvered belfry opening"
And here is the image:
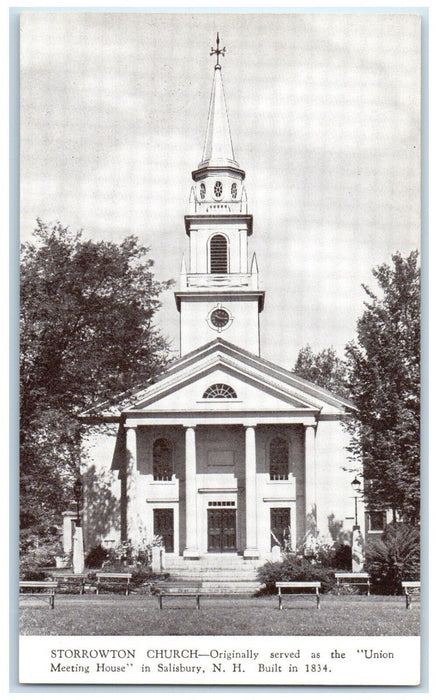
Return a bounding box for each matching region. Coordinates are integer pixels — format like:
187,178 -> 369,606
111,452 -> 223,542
210,234 -> 228,273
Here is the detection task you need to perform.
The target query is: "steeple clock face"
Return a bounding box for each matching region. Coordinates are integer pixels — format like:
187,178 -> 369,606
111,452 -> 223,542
211,308 -> 229,328
208,305 -> 233,332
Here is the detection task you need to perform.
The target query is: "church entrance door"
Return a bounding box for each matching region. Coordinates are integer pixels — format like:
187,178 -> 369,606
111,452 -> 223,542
270,507 -> 291,550
207,509 -> 237,552
153,508 -> 174,553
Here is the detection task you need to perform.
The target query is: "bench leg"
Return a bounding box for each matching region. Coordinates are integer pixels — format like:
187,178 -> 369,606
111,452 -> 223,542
316,593 -> 321,610
367,582 -> 370,596
96,584 -> 100,595
406,593 -> 411,610
159,594 -> 163,610
126,585 -> 129,596
336,582 -> 340,596
196,594 -> 200,610
50,594 -> 55,609
278,591 -> 282,610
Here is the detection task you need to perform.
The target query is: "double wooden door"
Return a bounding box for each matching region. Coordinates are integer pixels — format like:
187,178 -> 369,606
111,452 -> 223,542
207,509 -> 237,552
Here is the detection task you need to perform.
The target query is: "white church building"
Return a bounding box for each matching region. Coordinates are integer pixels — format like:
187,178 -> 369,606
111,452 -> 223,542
80,39 -> 364,569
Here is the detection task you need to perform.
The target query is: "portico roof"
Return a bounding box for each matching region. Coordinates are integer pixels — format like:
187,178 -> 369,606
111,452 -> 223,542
81,338 -> 355,421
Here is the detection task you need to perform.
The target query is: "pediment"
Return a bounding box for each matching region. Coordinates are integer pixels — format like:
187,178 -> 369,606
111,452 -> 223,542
129,364 -> 313,412
115,340 -> 355,417
82,340 -> 355,420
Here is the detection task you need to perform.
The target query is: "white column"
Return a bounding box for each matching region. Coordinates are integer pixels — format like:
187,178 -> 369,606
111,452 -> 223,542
305,423 -> 317,539
244,424 -> 259,559
62,511 -> 76,555
72,525 -> 85,573
126,426 -> 141,545
183,426 -> 199,558
352,527 -> 365,572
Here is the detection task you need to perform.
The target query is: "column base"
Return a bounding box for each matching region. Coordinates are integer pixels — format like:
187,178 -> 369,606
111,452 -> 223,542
183,549 -> 200,560
243,549 -> 259,560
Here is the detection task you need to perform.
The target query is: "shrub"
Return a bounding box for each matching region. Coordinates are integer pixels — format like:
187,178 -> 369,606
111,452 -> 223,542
129,567 -> 170,588
297,533 -> 336,567
19,540 -> 62,579
332,543 -> 352,570
257,555 -> 337,594
365,522 -> 420,594
85,544 -> 109,569
104,539 -> 160,568
294,533 -> 352,569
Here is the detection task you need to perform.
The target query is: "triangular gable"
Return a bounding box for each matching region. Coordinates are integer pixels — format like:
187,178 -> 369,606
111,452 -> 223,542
122,339 -> 354,415
81,339 -> 355,419
128,361 -> 317,412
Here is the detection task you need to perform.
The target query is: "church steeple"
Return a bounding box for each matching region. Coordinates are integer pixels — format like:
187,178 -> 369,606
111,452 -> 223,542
175,36 -> 264,357
191,33 -> 245,190
198,35 -> 237,170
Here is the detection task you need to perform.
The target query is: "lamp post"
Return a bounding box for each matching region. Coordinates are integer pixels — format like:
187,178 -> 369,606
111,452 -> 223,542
73,476 -> 83,527
350,475 -> 364,572
351,476 -> 361,528
72,475 -> 85,573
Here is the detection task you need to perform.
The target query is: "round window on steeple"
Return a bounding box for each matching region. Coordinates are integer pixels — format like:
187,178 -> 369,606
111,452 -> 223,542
200,183 -> 206,200
214,181 -> 223,199
231,183 -> 237,199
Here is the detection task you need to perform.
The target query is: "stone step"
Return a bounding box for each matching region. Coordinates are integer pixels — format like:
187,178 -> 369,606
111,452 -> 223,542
166,571 -> 259,581
163,559 -> 260,570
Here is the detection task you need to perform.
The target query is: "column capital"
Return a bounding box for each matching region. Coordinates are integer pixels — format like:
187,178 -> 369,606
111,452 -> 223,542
304,422 -> 318,430
183,422 -> 197,429
243,422 -> 257,428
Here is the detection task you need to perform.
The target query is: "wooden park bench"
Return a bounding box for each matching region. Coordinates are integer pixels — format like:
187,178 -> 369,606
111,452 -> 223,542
153,580 -> 202,609
335,572 -> 371,596
402,581 -> 420,610
19,581 -> 58,609
96,572 -> 132,596
49,573 -> 86,594
276,581 -> 321,610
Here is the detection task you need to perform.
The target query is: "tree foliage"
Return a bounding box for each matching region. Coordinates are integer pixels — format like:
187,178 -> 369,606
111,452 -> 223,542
365,523 -> 420,594
293,345 -> 349,398
346,251 -> 420,523
20,220 -> 173,537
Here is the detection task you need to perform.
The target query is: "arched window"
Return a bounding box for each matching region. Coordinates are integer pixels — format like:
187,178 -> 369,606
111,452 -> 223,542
153,438 -> 173,481
269,436 -> 289,481
203,384 -> 237,399
210,234 -> 228,273
231,182 -> 237,199
200,183 -> 206,200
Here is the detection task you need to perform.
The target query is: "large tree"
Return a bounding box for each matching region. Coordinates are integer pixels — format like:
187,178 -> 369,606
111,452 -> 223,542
20,220 -> 173,538
345,250 -> 420,523
293,345 -> 349,399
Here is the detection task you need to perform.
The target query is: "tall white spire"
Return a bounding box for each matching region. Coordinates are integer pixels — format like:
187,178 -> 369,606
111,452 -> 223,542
196,33 -> 239,170
199,64 -> 238,168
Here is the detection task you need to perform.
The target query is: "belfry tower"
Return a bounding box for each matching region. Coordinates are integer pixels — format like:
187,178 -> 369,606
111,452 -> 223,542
175,35 -> 265,356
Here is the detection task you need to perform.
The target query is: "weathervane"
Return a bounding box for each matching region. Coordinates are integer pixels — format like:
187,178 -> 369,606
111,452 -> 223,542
210,32 -> 226,67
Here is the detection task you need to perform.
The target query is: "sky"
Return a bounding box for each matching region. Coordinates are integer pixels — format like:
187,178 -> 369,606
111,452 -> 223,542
20,11 -> 421,369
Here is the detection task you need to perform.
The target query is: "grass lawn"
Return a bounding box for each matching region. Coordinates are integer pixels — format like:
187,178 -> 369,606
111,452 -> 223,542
19,594 -> 420,636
